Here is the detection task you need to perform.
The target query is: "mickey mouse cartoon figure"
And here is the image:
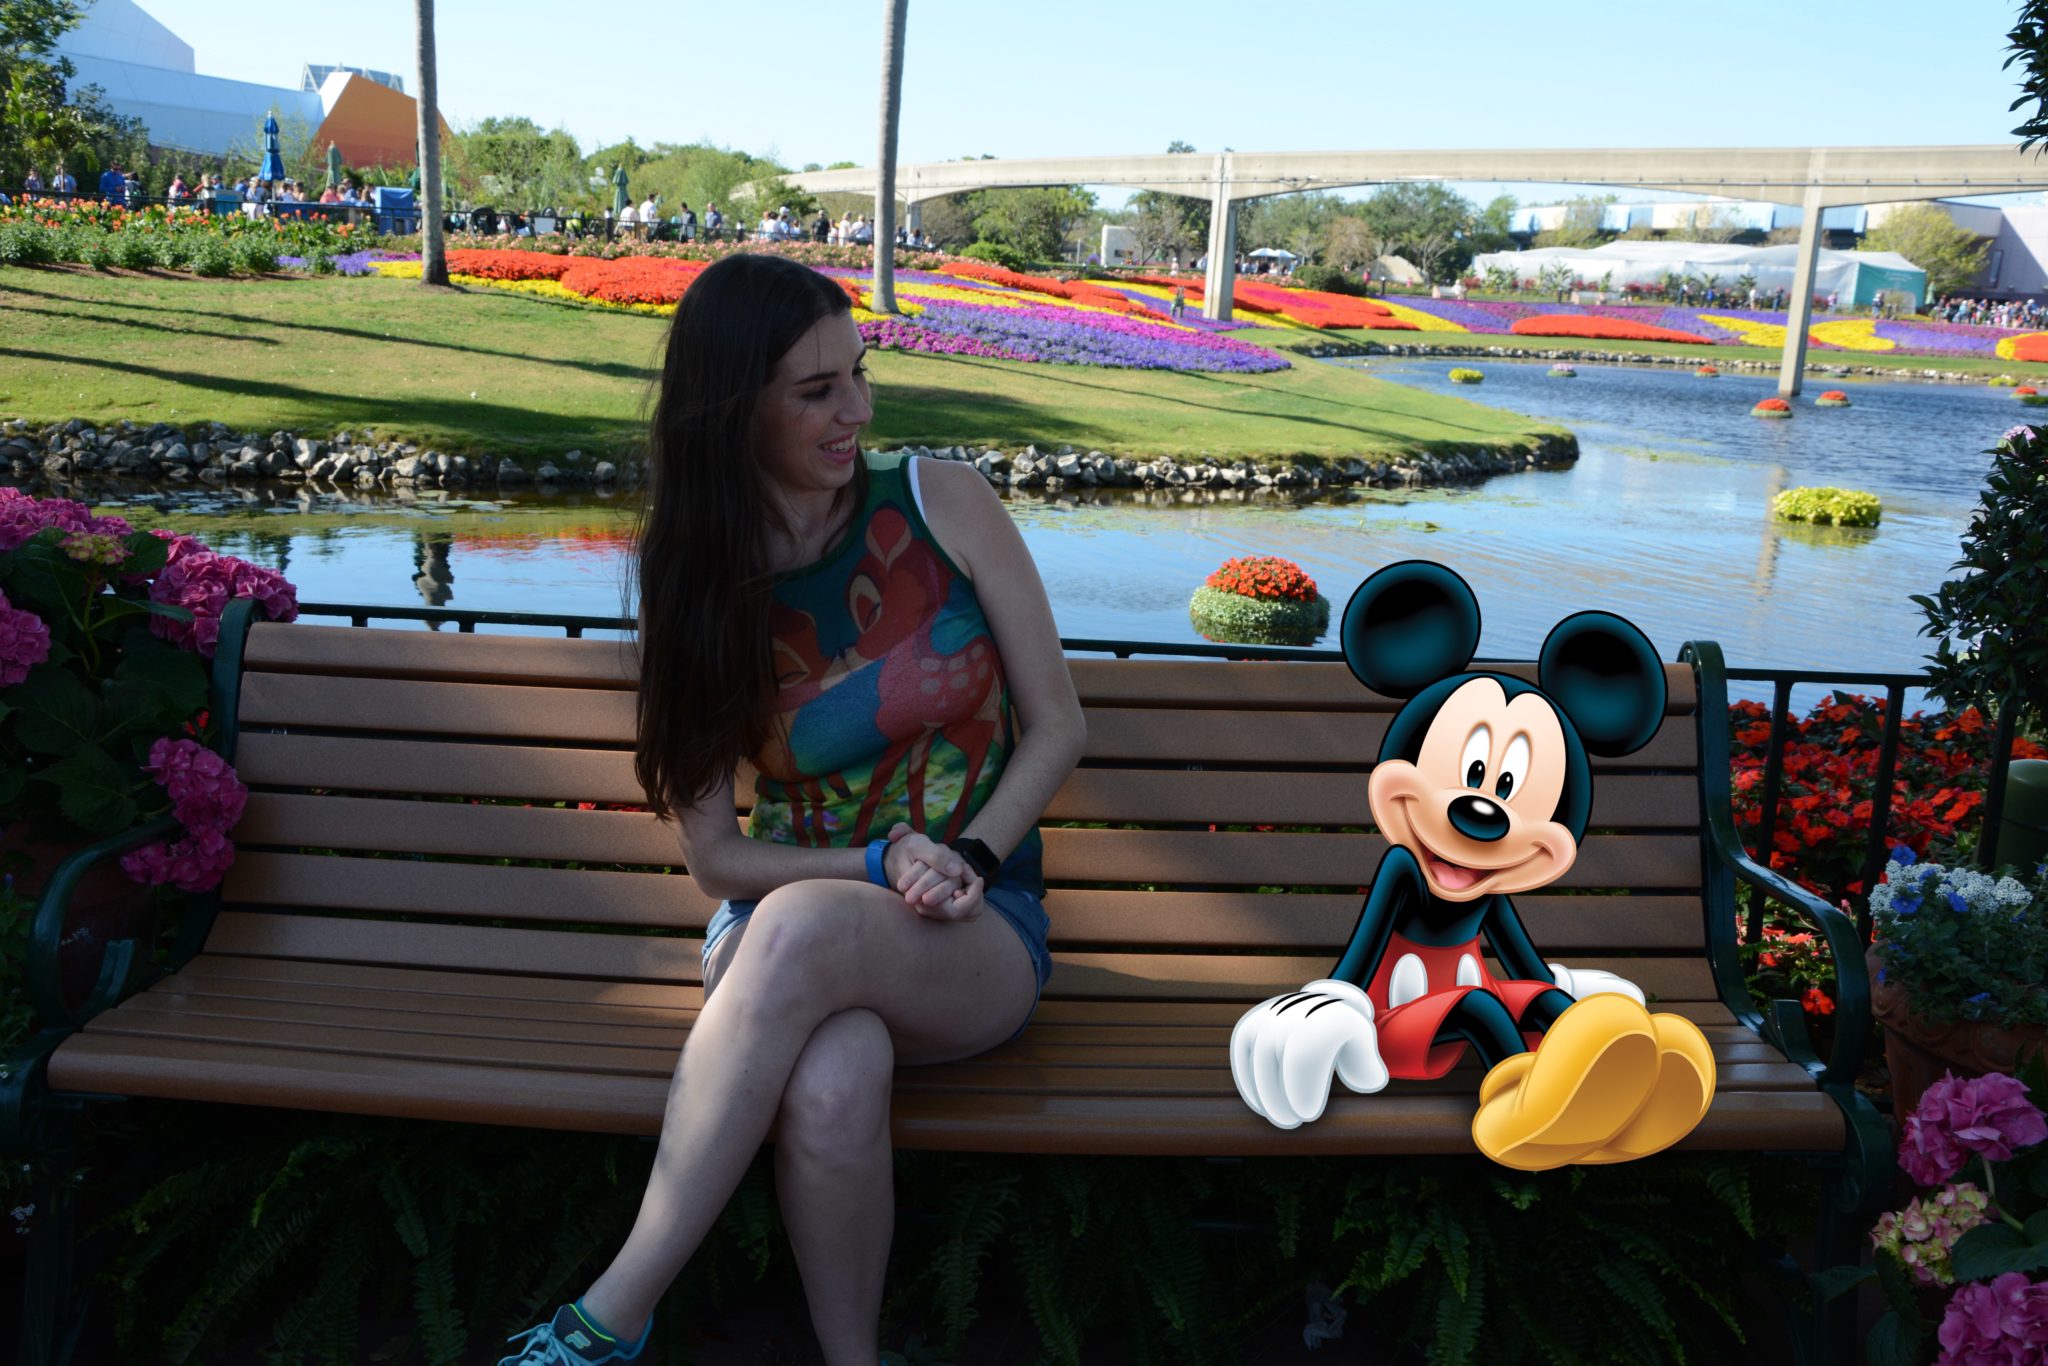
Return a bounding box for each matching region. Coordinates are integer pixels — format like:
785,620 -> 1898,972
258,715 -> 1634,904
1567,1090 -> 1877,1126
1230,561 -> 1716,1170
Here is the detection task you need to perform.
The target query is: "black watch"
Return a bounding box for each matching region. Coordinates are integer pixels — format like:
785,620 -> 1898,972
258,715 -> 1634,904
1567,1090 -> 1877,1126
947,836 -> 1001,884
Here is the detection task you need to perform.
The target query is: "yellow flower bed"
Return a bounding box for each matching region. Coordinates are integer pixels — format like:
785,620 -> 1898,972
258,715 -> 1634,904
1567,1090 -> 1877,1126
1807,319 -> 1895,352
1373,299 -> 1468,333
1699,313 -> 1783,347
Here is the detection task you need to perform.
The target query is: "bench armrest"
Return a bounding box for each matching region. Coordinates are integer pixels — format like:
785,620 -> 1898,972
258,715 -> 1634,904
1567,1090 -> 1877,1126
1681,639 -> 1871,1092
26,815 -> 183,1030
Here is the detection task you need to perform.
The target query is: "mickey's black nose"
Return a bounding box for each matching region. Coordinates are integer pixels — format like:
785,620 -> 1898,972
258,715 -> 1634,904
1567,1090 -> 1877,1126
1447,794 -> 1510,842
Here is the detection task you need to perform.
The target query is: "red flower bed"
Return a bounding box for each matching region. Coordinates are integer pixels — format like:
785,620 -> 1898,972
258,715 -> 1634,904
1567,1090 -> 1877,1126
2018,386 -> 2040,397
445,249 -> 578,282
1818,391 -> 1849,401
2010,336 -> 2048,363
1754,398 -> 1792,412
1204,555 -> 1319,602
558,256 -> 706,307
1509,315 -> 1716,343
937,261 -> 1155,317
1729,694 -> 2046,906
1233,282 -> 1396,330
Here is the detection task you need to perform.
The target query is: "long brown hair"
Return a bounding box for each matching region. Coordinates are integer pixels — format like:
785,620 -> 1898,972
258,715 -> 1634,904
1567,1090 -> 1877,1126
627,253 -> 866,820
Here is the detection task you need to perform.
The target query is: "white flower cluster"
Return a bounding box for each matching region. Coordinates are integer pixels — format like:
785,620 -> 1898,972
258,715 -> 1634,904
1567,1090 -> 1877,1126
1869,856 -> 2035,919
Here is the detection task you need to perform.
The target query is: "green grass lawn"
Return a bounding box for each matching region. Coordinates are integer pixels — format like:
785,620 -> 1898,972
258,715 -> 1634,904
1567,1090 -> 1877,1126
0,266 -> 1567,463
1260,323 -> 2048,379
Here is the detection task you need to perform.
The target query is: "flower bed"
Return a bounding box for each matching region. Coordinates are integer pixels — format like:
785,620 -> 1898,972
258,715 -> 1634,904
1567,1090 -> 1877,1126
1752,397 -> 1793,418
1510,314 -> 1717,344
1814,390 -> 1852,407
1772,485 -> 1880,525
0,196 -> 366,275
1187,555 -> 1331,645
1447,367 -> 1483,384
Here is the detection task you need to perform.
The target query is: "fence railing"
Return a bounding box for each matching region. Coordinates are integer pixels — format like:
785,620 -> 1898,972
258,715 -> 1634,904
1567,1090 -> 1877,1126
290,600 -> 2022,939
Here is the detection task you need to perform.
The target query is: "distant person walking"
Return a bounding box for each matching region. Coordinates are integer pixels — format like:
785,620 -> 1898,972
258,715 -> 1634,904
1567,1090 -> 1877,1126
98,162 -> 125,202
1169,284 -> 1186,321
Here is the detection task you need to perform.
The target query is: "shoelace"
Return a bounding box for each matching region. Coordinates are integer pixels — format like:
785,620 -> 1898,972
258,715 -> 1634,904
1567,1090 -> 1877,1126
499,1323 -> 582,1366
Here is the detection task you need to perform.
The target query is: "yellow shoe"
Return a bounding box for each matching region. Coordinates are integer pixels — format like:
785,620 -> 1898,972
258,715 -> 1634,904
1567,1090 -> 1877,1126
1471,994 -> 1660,1172
1570,1013 -> 1716,1165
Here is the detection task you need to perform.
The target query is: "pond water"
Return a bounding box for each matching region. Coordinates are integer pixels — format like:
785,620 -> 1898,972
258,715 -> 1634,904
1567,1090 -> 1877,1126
34,358 -> 2019,704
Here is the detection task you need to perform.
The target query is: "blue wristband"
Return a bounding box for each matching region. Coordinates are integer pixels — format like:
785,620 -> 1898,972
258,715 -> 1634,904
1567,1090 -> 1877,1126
865,838 -> 891,888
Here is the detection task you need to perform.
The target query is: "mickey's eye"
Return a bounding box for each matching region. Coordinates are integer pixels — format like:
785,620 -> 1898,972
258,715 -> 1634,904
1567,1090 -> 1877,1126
1497,733 -> 1530,801
1460,725 -> 1491,789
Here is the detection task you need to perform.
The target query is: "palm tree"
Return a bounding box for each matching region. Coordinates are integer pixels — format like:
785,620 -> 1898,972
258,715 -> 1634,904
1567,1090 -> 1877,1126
415,0 -> 447,286
871,0 -> 908,314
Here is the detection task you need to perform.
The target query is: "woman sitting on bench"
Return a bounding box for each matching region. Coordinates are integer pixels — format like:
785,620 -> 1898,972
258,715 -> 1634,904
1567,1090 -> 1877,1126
499,254 -> 1086,1366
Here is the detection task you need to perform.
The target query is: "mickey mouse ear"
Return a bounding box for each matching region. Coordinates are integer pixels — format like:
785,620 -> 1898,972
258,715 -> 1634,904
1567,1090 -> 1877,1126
1537,612 -> 1667,757
1339,561 -> 1481,698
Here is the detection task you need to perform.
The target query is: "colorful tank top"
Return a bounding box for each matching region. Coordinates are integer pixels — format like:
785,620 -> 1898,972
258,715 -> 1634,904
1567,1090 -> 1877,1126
744,451 -> 1045,897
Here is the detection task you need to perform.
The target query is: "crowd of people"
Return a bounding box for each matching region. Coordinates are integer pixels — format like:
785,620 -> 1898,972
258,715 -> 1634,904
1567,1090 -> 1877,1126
1930,293 -> 2047,329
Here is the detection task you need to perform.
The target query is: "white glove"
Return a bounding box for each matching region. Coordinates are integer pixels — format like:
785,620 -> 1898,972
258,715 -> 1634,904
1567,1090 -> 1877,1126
1230,979 -> 1390,1129
1548,962 -> 1646,1006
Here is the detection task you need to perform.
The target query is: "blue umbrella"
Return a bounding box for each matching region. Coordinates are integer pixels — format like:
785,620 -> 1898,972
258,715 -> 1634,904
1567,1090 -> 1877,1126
259,112 -> 286,184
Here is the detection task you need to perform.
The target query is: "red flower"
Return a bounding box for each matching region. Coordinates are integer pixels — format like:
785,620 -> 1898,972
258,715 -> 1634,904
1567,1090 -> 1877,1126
1510,315 -> 1717,343
1802,987 -> 1835,1017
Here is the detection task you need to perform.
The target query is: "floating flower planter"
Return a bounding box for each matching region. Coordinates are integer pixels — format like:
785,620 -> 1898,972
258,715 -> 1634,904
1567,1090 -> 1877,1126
1188,555 -> 1331,647
1772,486 -> 1882,527
1447,368 -> 1484,384
1814,390 -> 1851,408
1549,363 -> 1577,377
2019,386 -> 2048,406
1752,398 -> 1793,418
1696,364 -> 1719,377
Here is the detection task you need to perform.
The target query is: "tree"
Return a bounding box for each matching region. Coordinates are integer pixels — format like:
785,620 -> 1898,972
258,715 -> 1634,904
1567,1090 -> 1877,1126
1321,214 -> 1391,274
1127,140 -> 1209,268
915,191 -> 977,248
446,116 -> 582,210
0,0 -> 85,187
1530,193 -> 1614,249
1861,203 -> 1990,296
415,0 -> 447,287
969,185 -> 1095,261
1239,191 -> 1343,262
1665,203 -> 1745,244
872,0 -> 908,314
2007,2 -> 2048,152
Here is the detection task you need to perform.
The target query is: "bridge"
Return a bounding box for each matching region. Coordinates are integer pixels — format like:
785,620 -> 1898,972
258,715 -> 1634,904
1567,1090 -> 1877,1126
772,145 -> 2048,394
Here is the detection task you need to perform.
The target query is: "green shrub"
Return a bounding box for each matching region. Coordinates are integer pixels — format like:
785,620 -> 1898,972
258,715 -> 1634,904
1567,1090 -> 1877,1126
1189,585 -> 1330,646
1771,486 -> 1882,527
110,230 -> 157,270
1292,264 -> 1360,296
187,237 -> 234,278
1448,367 -> 1484,384
0,222 -> 56,266
80,237 -> 115,271
234,235 -> 279,274
959,240 -> 1030,272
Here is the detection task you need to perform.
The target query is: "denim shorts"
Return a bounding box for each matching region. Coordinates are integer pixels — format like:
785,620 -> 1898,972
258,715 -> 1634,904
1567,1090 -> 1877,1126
700,882 -> 1053,1043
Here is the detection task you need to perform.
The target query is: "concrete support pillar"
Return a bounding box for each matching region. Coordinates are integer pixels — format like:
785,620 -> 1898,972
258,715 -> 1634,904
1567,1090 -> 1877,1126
907,198 -> 921,233
1777,184 -> 1828,398
1202,181 -> 1238,321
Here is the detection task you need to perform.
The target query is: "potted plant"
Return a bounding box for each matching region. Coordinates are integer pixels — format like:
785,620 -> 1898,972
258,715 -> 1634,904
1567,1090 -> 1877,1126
1867,846 -> 2048,1116
1752,397 -> 1793,419
1188,555 -> 1330,647
1447,367 -> 1484,384
1816,389 -> 1852,408
1817,1068 -> 2048,1365
0,487 -> 295,1023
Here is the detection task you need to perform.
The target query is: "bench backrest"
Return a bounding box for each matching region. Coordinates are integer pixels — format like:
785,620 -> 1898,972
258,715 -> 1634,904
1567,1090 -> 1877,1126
216,623 -> 1713,1009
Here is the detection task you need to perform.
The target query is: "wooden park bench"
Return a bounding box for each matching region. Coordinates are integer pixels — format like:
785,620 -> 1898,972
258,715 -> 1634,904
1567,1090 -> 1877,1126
4,599 -> 1891,1363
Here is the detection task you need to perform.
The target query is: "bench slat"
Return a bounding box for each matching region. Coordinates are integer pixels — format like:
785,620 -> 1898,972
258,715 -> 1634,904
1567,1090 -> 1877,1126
237,674 -> 1698,770
45,1034 -> 1838,1154
234,732 -> 1704,828
240,625 -> 1699,713
231,794 -> 1705,889
219,858 -> 1712,950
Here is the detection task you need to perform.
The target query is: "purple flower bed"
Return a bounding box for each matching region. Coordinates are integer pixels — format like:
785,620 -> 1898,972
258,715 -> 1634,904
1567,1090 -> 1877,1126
909,300 -> 1289,372
276,250 -> 382,276
1873,320 -> 2009,358
857,318 -> 1031,361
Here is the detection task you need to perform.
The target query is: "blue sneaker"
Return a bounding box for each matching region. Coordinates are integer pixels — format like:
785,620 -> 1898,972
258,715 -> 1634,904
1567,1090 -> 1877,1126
497,1299 -> 651,1365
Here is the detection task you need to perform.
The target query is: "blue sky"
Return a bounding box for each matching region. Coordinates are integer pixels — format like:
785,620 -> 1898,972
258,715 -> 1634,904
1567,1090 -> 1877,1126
124,0 -> 2042,209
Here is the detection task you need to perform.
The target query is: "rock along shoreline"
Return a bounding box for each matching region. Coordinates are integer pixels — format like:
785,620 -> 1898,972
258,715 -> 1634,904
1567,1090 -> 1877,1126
0,417 -> 1579,496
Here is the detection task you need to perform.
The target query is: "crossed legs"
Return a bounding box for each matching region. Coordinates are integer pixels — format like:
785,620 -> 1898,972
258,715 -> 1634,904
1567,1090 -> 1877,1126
576,878 -> 1038,1366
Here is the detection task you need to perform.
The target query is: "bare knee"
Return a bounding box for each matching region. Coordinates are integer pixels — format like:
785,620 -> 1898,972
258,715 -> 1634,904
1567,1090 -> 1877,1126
778,1009 -> 894,1162
727,880 -> 869,1004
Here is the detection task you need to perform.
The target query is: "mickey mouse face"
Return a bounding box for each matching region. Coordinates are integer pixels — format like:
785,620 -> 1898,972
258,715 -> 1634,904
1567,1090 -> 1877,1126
1368,676 -> 1578,902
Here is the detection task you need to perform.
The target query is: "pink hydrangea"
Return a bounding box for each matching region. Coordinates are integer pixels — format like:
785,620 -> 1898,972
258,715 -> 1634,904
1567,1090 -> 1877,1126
1937,1272 -> 2048,1364
1904,1073 -> 2048,1184
146,548 -> 299,657
142,737 -> 248,831
0,488 -> 132,552
119,824 -> 235,893
1871,1184 -> 1992,1286
0,589 -> 53,687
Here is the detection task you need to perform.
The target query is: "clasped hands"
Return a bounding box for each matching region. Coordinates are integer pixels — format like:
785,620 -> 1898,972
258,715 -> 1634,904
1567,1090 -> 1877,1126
881,821 -> 984,919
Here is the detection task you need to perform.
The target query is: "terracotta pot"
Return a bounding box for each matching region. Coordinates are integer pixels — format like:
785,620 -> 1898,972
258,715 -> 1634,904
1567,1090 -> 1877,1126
1868,946 -> 2048,1118
0,822 -> 159,1020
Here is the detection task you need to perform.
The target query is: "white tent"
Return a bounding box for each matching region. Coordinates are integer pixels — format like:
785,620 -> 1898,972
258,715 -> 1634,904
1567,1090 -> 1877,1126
1470,240 -> 1927,307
